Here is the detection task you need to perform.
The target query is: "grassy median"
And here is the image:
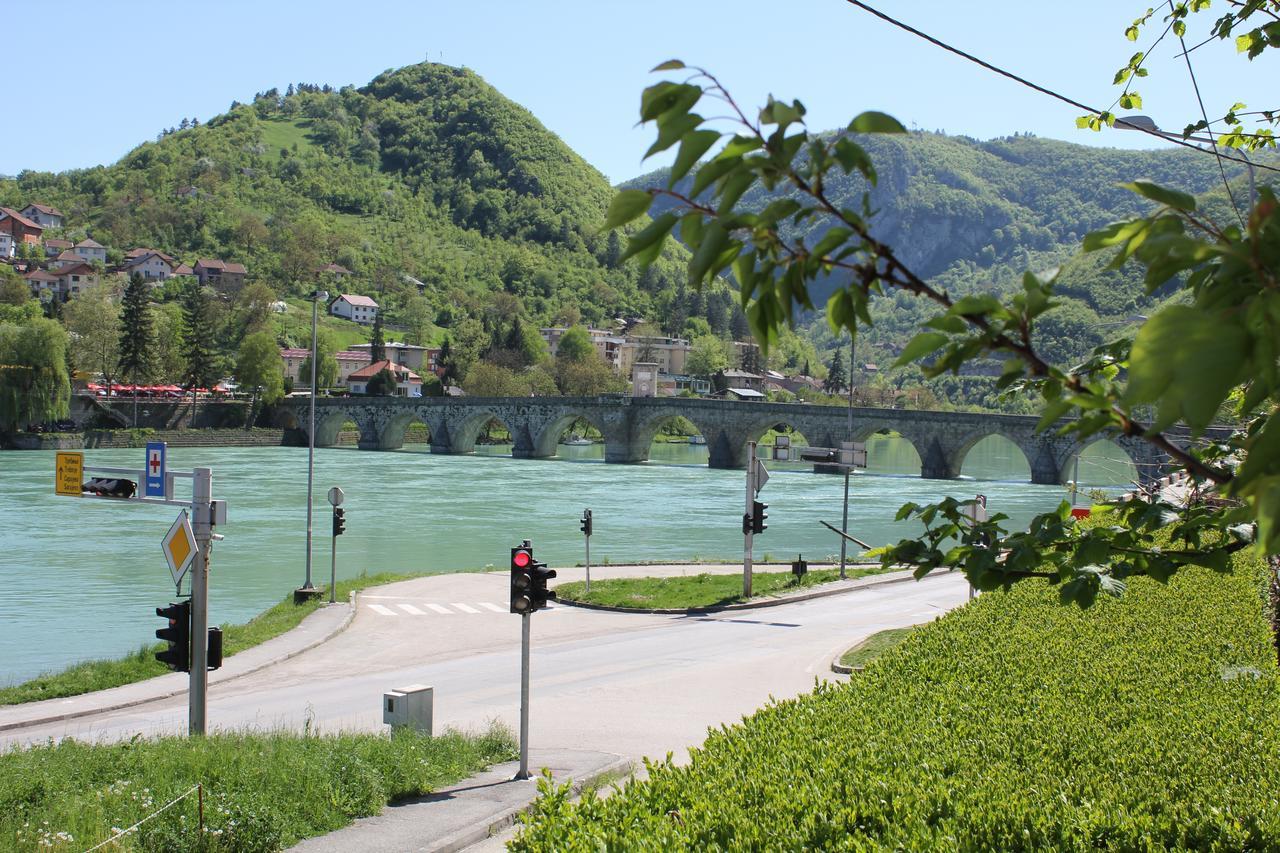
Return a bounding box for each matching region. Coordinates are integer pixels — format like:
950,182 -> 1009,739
838,626 -> 916,669
0,723 -> 515,851
0,571 -> 426,706
554,565 -> 888,610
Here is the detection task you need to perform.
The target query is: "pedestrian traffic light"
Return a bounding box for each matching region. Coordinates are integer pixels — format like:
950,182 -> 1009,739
155,600 -> 191,672
206,627 -> 223,671
332,506 -> 346,537
511,545 -> 534,614
580,509 -> 592,537
751,500 -> 768,535
530,558 -> 557,611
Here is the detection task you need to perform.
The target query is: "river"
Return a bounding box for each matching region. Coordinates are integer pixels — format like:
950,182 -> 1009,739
0,435 -> 1135,685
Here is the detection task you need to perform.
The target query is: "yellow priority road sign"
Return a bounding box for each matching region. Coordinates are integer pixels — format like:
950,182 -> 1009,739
163,510 -> 199,586
55,451 -> 83,496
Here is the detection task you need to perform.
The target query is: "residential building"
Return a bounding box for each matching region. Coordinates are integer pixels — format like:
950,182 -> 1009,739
54,262 -> 98,297
316,262 -> 351,277
0,233 -> 12,258
279,348 -> 370,387
20,203 -> 63,229
349,341 -> 437,373
329,293 -> 378,324
53,249 -> 83,268
194,258 -> 247,290
0,208 -> 44,253
618,334 -> 690,376
720,369 -> 767,392
74,238 -> 107,264
346,360 -> 424,397
540,326 -> 625,369
24,269 -> 60,301
43,238 -> 73,256
121,250 -> 176,281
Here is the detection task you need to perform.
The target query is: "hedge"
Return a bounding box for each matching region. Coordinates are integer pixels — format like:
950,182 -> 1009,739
513,556 -> 1280,850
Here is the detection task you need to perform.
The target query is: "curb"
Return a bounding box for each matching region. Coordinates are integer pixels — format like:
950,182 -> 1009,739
829,661 -> 864,675
0,594 -> 357,734
430,754 -> 632,853
555,567 -> 938,616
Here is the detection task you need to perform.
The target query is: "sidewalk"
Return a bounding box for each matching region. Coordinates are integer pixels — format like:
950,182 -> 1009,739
288,748 -> 629,853
0,597 -> 355,732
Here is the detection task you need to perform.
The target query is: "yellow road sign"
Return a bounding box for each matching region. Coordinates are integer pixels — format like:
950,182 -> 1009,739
55,451 -> 83,497
163,510 -> 198,586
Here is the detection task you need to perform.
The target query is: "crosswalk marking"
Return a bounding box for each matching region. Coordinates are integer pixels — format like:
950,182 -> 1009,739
479,602 -> 506,613
451,603 -> 481,614
425,603 -> 453,615
398,603 -> 425,615
369,604 -> 397,616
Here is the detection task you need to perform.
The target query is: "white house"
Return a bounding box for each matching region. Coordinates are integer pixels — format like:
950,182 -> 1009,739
349,341 -> 431,372
329,293 -> 379,324
20,203 -> 63,229
74,238 -> 107,264
122,250 -> 176,281
0,232 -> 12,258
346,359 -> 423,396
54,262 -> 98,298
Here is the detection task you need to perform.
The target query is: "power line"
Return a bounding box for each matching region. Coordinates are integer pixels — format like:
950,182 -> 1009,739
842,0 -> 1280,176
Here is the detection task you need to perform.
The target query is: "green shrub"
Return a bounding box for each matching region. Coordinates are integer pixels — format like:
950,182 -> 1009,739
514,557 -> 1280,849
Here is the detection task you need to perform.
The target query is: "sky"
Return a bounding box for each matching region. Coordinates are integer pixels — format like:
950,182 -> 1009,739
1,1 -> 1270,183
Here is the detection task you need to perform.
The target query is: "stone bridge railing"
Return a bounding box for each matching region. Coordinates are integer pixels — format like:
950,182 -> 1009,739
278,395 -> 1217,487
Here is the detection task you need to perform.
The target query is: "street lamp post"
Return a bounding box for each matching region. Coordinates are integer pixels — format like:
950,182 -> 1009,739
296,289 -> 328,603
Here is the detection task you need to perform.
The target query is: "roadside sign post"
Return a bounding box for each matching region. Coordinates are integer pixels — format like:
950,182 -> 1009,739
967,494 -> 988,601
54,456 -> 224,737
743,443 -> 769,598
798,442 -> 868,577
327,487 -> 345,605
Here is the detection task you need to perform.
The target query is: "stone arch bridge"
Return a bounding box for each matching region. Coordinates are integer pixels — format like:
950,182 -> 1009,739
278,396 -> 1210,487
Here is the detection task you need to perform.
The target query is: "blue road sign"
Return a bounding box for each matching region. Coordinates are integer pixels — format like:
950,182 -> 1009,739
145,441 -> 166,498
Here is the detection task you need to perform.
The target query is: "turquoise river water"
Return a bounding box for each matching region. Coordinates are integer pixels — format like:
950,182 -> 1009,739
0,436 -> 1135,684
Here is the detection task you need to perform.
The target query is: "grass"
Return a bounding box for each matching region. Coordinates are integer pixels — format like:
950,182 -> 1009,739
0,723 -> 515,852
258,116 -> 319,157
554,565 -> 887,610
0,571 -> 427,706
838,626 -> 916,669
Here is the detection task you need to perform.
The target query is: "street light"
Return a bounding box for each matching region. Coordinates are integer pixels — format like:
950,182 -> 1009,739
1117,114 -> 1256,206
297,289 -> 328,602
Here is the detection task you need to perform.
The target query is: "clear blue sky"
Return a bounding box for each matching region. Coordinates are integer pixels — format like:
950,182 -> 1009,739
2,1 -> 1269,183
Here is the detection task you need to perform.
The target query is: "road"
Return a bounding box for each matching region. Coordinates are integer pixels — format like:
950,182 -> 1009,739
1,568 -> 968,763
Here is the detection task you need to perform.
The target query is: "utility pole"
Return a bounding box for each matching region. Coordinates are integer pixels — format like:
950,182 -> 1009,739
744,441 -> 756,598
299,290 -> 328,602
841,337 -> 855,579
189,467 -> 212,735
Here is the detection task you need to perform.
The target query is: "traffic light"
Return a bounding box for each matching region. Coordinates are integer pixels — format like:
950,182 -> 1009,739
750,500 -> 768,535
207,627 -> 224,671
580,509 -> 592,537
511,544 -> 557,614
84,477 -> 137,498
332,506 -> 346,537
155,600 -> 191,672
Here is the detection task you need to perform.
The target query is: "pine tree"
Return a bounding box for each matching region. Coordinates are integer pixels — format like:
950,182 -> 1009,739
437,337 -> 456,384
181,282 -> 219,417
823,345 -> 846,395
118,274 -> 155,426
369,311 -> 386,363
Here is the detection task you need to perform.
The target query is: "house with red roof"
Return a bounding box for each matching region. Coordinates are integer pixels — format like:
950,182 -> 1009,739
74,238 -> 107,264
121,249 -> 177,281
20,203 -> 63,228
43,238 -> 73,256
329,293 -> 379,325
346,360 -> 423,397
194,258 -> 247,290
54,262 -> 98,298
23,269 -> 60,301
0,208 -> 44,255
53,249 -> 83,268
279,347 -> 369,387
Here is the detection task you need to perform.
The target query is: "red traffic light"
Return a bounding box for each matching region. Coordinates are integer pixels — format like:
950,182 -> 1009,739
513,549 -> 531,568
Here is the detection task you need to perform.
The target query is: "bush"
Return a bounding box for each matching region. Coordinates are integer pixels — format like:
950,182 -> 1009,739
513,557 -> 1280,849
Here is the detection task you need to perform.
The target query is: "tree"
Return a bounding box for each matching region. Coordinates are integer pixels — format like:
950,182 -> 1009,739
62,283 -> 120,389
606,40 -> 1280,605
299,329 -> 339,390
556,354 -> 626,396
823,346 -> 847,394
181,282 -> 221,416
0,274 -> 30,307
369,311 -> 386,364
556,326 -> 594,363
235,330 -> 284,427
686,334 -> 730,378
436,336 -> 458,385
0,318 -> 71,433
365,367 -> 399,396
117,273 -> 154,426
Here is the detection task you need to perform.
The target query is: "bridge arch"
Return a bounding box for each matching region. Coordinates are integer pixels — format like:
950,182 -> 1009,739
851,424 -> 925,477
631,410 -> 717,466
956,433 -> 1032,482
531,410 -> 609,459
312,410 -> 359,448
1060,437 -> 1140,488
379,410 -> 442,452
446,408 -> 521,456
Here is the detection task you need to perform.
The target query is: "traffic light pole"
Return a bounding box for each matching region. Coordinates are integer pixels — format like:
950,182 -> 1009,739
743,442 -> 756,598
190,466 -> 212,736
329,516 -> 338,605
839,469 -> 850,579
517,611 -> 531,780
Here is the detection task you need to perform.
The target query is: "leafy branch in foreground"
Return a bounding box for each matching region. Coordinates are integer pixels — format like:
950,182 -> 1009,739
606,59 -> 1279,606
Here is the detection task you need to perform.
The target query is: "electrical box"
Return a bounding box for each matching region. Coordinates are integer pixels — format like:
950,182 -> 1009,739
383,684 -> 433,734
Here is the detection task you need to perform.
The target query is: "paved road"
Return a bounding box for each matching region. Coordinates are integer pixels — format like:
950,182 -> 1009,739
2,567 -> 967,761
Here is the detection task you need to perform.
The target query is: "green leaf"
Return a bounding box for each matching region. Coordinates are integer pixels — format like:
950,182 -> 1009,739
688,221 -> 728,284
669,130 -> 721,187
603,190 -> 653,231
619,213 -> 678,267
650,59 -> 686,72
848,111 -> 906,134
639,82 -> 701,123
833,137 -> 877,182
1121,181 -> 1197,212
893,332 -> 948,367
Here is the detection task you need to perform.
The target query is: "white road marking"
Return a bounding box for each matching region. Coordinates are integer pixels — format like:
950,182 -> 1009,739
451,603 -> 481,614
479,602 -> 506,613
398,603 -> 425,615
369,604 -> 397,616
425,603 -> 453,615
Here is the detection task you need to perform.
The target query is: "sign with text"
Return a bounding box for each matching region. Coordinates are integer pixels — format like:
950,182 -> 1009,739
145,441 -> 167,498
55,451 -> 83,497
